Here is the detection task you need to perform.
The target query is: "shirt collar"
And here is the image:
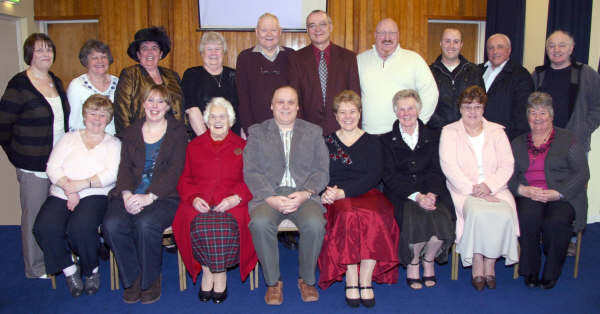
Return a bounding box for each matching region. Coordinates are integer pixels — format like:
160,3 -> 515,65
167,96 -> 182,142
252,45 -> 283,61
372,44 -> 400,61
484,59 -> 509,71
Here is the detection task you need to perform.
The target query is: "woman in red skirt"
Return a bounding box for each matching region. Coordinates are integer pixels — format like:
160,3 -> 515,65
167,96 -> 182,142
318,90 -> 400,308
172,97 -> 257,304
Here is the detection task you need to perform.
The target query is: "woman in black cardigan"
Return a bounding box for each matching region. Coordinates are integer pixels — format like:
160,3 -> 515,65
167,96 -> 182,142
381,89 -> 454,290
0,33 -> 69,279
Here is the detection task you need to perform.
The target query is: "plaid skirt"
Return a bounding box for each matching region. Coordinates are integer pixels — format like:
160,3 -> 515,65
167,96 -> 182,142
191,211 -> 240,273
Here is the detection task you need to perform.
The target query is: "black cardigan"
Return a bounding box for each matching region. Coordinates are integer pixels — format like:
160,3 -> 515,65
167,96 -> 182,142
0,71 -> 69,171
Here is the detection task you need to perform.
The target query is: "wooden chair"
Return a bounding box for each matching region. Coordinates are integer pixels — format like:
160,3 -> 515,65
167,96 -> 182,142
109,226 -> 187,291
248,219 -> 298,291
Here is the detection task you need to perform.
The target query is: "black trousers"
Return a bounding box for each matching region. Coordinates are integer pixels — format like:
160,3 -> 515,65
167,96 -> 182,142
102,197 -> 177,290
33,195 -> 107,277
516,197 -> 574,281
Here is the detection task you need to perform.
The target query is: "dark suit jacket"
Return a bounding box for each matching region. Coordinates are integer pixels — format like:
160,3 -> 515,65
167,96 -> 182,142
110,115 -> 187,200
508,128 -> 589,231
480,59 -> 534,140
289,43 -> 360,135
243,118 -> 329,212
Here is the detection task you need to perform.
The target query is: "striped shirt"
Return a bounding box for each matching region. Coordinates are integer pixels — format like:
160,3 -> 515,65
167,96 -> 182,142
279,128 -> 296,187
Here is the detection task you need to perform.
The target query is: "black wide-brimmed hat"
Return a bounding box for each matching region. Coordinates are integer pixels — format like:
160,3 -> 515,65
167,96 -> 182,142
127,26 -> 171,62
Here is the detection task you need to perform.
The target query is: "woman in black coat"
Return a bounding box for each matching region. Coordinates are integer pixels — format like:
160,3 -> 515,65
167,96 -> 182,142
381,89 -> 455,290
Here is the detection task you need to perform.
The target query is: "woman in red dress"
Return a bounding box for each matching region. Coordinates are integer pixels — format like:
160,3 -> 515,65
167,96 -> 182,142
172,97 -> 257,304
317,90 -> 399,308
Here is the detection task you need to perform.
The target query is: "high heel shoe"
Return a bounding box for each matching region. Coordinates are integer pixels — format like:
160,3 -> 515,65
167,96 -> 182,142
359,286 -> 375,308
406,262 -> 423,290
212,287 -> 227,304
422,259 -> 437,288
344,286 -> 360,308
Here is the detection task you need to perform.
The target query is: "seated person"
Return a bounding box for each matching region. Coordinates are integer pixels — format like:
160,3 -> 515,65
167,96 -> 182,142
509,92 -> 589,289
172,97 -> 257,304
318,90 -> 399,308
381,89 -> 455,290
243,86 -> 329,305
33,95 -> 120,296
439,85 -> 519,291
103,84 -> 187,304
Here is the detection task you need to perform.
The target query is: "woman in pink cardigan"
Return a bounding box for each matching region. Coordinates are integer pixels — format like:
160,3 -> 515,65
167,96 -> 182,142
439,86 -> 519,291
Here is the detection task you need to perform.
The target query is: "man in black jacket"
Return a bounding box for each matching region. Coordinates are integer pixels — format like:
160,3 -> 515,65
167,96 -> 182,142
429,28 -> 484,129
481,33 -> 534,140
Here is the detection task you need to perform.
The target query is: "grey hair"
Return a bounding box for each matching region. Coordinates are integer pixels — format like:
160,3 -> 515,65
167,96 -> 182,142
487,33 -> 511,49
79,39 -> 114,67
527,92 -> 554,118
546,30 -> 575,47
199,31 -> 227,55
257,12 -> 280,29
306,9 -> 332,27
203,97 -> 236,126
392,89 -> 422,113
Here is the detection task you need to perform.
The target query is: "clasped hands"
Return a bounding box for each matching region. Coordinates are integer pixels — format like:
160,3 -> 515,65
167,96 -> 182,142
59,177 -> 91,212
416,192 -> 438,210
266,191 -> 311,214
320,186 -> 345,205
123,190 -> 155,215
518,185 -> 561,203
471,183 -> 500,202
193,195 -> 241,213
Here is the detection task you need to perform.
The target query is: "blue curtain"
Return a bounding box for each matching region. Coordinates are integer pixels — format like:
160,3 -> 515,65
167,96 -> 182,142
485,0 -> 526,65
546,0 -> 592,64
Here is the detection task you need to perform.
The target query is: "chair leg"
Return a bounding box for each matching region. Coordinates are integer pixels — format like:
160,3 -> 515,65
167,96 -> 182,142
177,249 -> 186,291
513,245 -> 520,279
50,274 -> 56,289
574,231 -> 582,279
249,268 -> 254,291
254,264 -> 259,288
110,249 -> 119,290
451,244 -> 458,280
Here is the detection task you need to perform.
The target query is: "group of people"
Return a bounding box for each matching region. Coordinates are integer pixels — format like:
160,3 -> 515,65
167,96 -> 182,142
0,8 -> 599,308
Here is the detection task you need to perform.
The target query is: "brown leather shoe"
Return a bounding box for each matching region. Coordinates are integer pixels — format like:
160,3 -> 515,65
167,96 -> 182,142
264,281 -> 283,305
471,276 -> 485,291
123,276 -> 141,304
485,275 -> 496,289
141,275 -> 161,304
298,279 -> 319,302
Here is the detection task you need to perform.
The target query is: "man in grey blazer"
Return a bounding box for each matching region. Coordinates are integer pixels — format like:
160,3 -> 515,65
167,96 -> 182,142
243,86 -> 329,305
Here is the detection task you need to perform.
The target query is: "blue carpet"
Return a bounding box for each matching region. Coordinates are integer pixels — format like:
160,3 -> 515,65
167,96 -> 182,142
1,224 -> 599,314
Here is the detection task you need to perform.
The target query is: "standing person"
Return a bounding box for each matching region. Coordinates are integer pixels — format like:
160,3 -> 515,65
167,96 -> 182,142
289,10 -> 360,135
114,26 -> 184,134
358,18 -> 438,135
0,33 -> 69,279
480,33 -> 534,140
439,85 -> 519,291
67,39 -> 119,135
531,30 -> 600,154
236,13 -> 292,134
509,92 -> 589,289
181,32 -> 240,136
318,90 -> 399,308
244,86 -> 329,305
429,28 -> 484,130
33,95 -> 120,297
172,97 -> 257,304
103,85 -> 187,304
381,90 -> 455,290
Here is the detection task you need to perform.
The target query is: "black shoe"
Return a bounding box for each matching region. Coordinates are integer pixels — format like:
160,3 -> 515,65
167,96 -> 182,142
540,279 -> 557,290
198,289 -> 212,302
344,286 -> 360,308
359,286 -> 375,308
84,272 -> 101,295
212,288 -> 227,304
278,232 -> 298,250
65,267 -> 84,297
524,275 -> 539,288
422,259 -> 437,288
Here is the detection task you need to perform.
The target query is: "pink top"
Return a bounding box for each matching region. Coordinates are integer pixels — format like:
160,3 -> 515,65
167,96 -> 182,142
525,150 -> 549,189
46,131 -> 121,200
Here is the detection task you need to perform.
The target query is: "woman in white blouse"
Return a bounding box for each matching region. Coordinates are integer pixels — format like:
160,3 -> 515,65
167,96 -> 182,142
33,95 -> 121,297
67,40 -> 119,135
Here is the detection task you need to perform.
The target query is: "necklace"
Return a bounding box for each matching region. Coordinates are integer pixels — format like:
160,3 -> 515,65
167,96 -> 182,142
212,73 -> 223,88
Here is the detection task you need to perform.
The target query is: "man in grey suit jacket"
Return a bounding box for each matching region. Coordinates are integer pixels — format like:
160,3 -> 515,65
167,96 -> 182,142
243,86 -> 329,305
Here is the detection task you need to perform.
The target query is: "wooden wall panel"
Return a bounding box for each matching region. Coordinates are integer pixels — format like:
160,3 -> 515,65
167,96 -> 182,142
35,0 -> 486,79
47,23 -> 98,84
427,23 -> 479,64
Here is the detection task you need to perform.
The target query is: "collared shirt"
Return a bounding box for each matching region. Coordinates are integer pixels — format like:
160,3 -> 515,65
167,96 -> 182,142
312,44 -> 331,66
279,128 -> 296,187
252,45 -> 284,62
483,59 -> 509,91
399,122 -> 420,201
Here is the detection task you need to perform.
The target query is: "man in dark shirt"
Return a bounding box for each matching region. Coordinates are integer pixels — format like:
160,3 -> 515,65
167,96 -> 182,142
429,28 -> 484,129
